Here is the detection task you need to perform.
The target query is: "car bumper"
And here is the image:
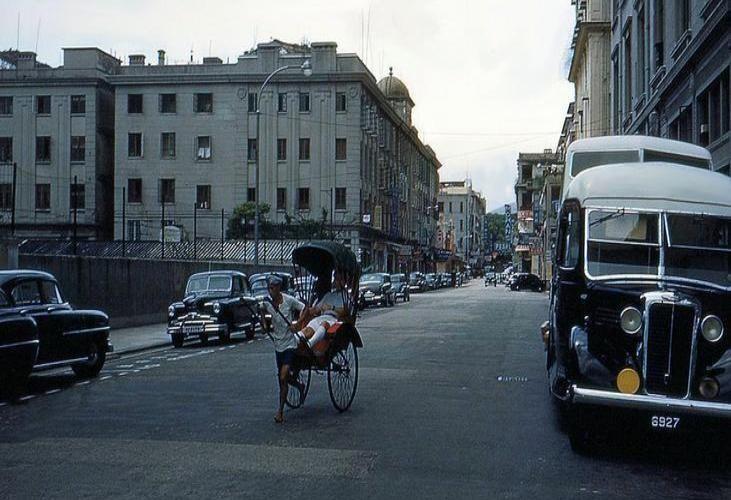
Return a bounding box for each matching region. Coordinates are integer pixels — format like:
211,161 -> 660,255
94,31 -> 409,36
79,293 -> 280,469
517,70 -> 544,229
360,294 -> 383,304
571,385 -> 731,419
168,319 -> 228,338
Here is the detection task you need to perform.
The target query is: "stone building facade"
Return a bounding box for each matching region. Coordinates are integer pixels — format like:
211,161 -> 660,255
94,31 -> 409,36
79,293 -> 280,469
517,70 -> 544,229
107,40 -> 440,271
611,0 -> 730,173
437,180 -> 487,267
0,48 -> 118,238
569,0 -> 612,138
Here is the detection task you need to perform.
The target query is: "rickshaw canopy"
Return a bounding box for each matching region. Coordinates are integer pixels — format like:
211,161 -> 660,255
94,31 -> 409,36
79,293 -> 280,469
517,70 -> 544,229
292,241 -> 360,279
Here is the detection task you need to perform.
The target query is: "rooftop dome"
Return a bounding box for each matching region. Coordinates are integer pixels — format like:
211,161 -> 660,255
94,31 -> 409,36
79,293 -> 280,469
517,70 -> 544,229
377,67 -> 411,101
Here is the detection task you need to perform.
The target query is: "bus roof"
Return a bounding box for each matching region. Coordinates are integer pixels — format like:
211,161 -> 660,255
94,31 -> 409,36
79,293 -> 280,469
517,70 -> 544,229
566,135 -> 711,160
564,162 -> 731,216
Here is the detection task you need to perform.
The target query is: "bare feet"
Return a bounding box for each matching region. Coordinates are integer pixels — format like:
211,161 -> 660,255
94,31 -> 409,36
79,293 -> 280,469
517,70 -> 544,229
274,412 -> 284,424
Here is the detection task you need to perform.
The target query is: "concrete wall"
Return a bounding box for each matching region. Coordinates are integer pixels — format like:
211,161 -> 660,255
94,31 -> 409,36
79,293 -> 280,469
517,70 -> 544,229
18,254 -> 290,328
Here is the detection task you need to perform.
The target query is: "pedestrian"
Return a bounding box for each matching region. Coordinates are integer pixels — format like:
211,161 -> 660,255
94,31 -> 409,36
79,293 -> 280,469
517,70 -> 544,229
260,275 -> 305,424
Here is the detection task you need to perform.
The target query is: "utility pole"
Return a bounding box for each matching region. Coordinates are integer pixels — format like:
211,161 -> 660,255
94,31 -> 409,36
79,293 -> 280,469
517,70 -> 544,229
220,208 -> 224,260
121,187 -> 126,256
193,202 -> 198,260
72,175 -> 78,255
161,199 -> 165,259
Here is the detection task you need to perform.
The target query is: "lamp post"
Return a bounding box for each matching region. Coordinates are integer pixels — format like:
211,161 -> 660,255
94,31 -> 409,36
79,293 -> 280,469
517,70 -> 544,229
254,58 -> 312,265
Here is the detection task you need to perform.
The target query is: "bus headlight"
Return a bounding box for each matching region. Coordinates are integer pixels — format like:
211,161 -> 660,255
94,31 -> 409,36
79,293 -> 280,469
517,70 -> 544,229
620,306 -> 643,335
701,315 -> 724,343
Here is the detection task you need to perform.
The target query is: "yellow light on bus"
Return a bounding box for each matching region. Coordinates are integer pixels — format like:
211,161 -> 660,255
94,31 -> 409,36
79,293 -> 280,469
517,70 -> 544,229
617,368 -> 641,394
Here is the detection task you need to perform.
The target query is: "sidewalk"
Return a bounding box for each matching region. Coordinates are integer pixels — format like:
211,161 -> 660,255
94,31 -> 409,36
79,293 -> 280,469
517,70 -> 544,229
108,323 -> 170,356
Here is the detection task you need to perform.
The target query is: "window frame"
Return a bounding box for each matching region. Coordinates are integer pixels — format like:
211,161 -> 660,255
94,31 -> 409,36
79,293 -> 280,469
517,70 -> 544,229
70,135 -> 86,163
35,136 -> 51,163
247,138 -> 258,161
160,132 -> 176,159
335,92 -> 347,112
70,95 -> 86,115
196,184 -> 212,210
335,187 -> 347,210
69,183 -> 86,210
297,188 -> 310,210
159,93 -> 177,114
0,136 -> 12,163
128,132 -> 143,158
127,178 -> 142,204
276,187 -> 287,211
194,93 -> 213,113
299,92 -> 310,112
0,96 -> 12,116
299,138 -> 311,161
277,138 -> 287,161
196,135 -> 212,161
335,138 -> 347,161
158,178 -> 175,204
35,183 -> 51,211
278,92 -> 287,113
36,95 -> 51,115
127,94 -> 143,114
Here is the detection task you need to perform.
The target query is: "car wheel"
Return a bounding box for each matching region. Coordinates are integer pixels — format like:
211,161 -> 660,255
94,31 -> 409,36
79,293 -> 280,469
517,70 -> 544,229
245,326 -> 255,340
171,332 -> 184,348
218,328 -> 231,344
199,334 -> 209,346
72,339 -> 107,378
0,363 -> 32,395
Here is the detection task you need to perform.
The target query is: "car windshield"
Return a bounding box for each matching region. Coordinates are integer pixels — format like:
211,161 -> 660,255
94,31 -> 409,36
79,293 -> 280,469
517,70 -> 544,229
391,275 -> 404,282
571,150 -> 640,177
665,214 -> 731,287
360,274 -> 382,283
186,275 -> 232,294
586,209 -> 660,277
250,280 -> 268,294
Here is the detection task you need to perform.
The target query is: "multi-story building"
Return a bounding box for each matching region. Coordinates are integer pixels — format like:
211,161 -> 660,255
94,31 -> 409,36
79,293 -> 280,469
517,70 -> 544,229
0,48 -> 118,238
569,0 -> 612,138
437,180 -> 487,268
110,40 -> 441,272
513,149 -> 561,274
611,0 -> 730,174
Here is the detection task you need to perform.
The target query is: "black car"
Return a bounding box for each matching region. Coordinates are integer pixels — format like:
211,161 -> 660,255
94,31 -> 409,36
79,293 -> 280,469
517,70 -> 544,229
359,273 -> 395,307
390,274 -> 410,302
508,273 -> 544,292
167,271 -> 259,347
425,273 -> 438,290
249,272 -> 295,300
408,272 -> 427,293
0,270 -> 111,389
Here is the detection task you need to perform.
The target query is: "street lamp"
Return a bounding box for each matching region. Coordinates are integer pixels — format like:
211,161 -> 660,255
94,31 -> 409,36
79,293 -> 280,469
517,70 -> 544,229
254,58 -> 312,265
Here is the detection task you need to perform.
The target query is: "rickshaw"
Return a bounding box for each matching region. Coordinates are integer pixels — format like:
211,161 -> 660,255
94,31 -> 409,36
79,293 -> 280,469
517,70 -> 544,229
275,241 -> 363,412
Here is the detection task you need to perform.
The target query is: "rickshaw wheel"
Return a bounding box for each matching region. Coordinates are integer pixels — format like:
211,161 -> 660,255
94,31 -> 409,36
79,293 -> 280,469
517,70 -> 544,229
328,341 -> 359,412
285,363 -> 311,409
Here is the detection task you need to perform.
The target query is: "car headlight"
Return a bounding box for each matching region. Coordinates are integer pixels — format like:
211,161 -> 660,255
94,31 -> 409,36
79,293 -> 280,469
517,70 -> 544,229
213,302 -> 221,315
701,315 -> 724,343
620,306 -> 643,335
168,306 -> 176,318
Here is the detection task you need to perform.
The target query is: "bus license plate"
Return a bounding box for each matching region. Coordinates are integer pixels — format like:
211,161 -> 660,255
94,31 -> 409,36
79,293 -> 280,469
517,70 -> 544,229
650,415 -> 680,430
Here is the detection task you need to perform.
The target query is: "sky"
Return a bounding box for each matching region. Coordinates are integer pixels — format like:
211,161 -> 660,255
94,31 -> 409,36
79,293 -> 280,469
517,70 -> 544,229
3,0 -> 575,209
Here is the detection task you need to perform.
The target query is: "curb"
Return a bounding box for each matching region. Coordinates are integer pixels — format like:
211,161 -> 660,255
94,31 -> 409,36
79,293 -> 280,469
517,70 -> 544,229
108,340 -> 171,359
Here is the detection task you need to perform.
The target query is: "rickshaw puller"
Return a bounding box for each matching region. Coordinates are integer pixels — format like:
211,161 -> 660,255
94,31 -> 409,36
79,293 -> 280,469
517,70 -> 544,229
260,275 -> 305,424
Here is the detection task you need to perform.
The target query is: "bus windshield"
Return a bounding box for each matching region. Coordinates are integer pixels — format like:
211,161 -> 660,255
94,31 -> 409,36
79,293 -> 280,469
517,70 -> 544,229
665,214 -> 731,287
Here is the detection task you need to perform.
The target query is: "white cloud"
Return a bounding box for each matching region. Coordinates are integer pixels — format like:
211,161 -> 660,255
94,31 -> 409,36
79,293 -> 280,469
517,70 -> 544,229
5,0 -> 574,207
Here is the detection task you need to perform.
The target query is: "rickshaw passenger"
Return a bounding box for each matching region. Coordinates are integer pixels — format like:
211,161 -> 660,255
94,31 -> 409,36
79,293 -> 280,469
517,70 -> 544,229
296,271 -> 349,354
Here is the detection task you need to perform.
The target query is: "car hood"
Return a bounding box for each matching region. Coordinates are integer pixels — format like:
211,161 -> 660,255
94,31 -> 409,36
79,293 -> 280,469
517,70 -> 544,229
182,292 -> 229,312
359,282 -> 384,292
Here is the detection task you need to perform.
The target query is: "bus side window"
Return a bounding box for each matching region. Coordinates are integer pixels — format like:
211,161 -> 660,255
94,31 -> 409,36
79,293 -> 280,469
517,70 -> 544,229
558,204 -> 580,269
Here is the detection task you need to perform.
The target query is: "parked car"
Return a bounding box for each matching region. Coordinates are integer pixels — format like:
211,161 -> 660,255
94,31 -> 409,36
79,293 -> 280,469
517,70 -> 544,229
484,272 -> 497,286
167,271 -> 259,347
390,274 -> 411,302
359,273 -> 395,307
547,161 -> 731,453
425,273 -> 438,290
508,273 -> 544,292
0,270 -> 111,389
408,272 -> 427,292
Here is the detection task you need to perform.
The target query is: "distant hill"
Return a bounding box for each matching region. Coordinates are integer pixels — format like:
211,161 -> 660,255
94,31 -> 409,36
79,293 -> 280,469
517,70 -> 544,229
490,202 -> 517,214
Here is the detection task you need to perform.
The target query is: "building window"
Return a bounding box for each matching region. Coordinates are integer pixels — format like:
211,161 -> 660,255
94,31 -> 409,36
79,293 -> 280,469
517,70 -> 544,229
335,92 -> 347,112
128,133 -> 143,157
196,185 -> 211,209
460,201 -> 464,213
297,188 -> 310,210
669,105 -> 693,142
160,93 -> 176,113
70,136 -> 85,162
196,136 -> 212,160
698,70 -> 730,146
299,138 -> 310,161
653,0 -> 665,69
623,23 -> 632,117
161,132 -> 176,159
248,93 -> 257,112
277,188 -> 287,210
247,187 -> 256,202
36,136 -> 51,162
335,187 -> 346,210
36,95 -> 51,115
277,138 -> 287,161
437,201 -> 444,213
0,137 -> 11,163
159,178 -> 175,204
127,220 -> 142,241
278,93 -> 287,113
70,95 -> 86,114
449,202 -> 452,213
0,183 -> 11,210
335,138 -> 347,160
247,138 -> 258,161
127,178 -> 142,203
637,6 -> 647,98
128,94 -> 143,114
299,92 -> 310,112
194,93 -> 213,113
679,0 -> 691,33
0,96 -> 12,115
459,220 -> 464,231
612,53 -> 620,132
35,183 -> 50,211
70,183 -> 85,210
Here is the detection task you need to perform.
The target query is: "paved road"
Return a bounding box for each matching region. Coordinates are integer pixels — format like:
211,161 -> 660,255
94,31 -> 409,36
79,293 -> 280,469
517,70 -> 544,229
1,284 -> 730,499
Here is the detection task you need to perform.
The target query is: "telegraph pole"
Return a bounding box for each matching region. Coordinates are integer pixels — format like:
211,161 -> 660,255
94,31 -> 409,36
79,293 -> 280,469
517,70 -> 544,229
10,162 -> 17,235
72,175 -> 78,255
121,187 -> 126,255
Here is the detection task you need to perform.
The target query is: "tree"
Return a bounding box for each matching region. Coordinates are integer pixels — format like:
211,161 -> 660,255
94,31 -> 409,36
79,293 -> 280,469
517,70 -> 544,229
227,202 -> 270,239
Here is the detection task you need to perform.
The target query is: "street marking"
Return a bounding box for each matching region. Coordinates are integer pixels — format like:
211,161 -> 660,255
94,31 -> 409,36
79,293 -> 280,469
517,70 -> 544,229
0,402 -> 7,407
99,376 -> 112,381
75,380 -> 91,386
247,340 -> 254,344
117,372 -> 129,376
44,389 -> 62,395
136,364 -> 161,370
118,364 -> 134,369
18,395 -> 35,402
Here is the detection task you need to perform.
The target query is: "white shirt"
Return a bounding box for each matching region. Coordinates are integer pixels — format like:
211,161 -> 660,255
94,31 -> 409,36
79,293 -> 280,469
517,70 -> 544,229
263,293 -> 305,352
316,290 -> 346,318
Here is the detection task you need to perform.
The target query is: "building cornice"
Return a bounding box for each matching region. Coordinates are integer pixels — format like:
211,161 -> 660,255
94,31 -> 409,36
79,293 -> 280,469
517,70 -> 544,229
568,21 -> 611,82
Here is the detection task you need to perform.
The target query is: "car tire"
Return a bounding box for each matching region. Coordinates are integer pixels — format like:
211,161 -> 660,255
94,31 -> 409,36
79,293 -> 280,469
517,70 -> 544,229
72,339 -> 107,378
219,328 -> 231,344
245,326 -> 255,340
0,363 -> 32,396
199,334 -> 209,346
171,332 -> 184,348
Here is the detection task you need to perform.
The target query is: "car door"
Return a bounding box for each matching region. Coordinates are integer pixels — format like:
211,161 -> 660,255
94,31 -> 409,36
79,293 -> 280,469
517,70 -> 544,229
9,278 -> 64,364
39,280 -> 87,359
